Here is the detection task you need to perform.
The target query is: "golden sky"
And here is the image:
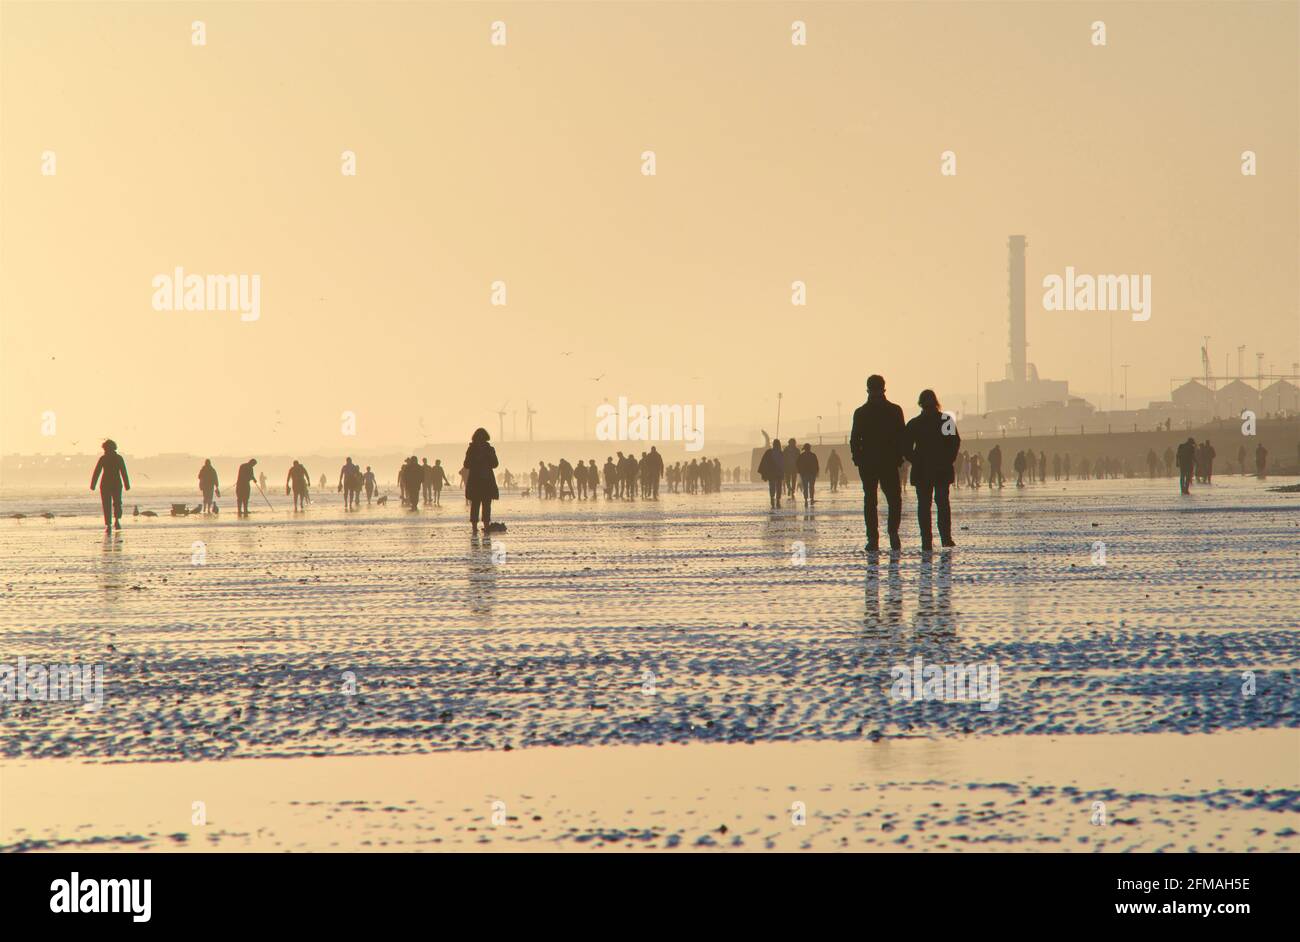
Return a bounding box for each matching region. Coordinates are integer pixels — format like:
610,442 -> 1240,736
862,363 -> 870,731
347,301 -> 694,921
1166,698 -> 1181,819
2,1 -> 1296,455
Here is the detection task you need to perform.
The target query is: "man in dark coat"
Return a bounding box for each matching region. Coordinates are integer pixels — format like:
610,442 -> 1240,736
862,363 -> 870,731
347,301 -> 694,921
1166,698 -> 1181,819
90,439 -> 131,531
758,439 -> 784,509
849,374 -> 905,550
796,443 -> 820,506
1176,437 -> 1196,493
903,390 -> 960,550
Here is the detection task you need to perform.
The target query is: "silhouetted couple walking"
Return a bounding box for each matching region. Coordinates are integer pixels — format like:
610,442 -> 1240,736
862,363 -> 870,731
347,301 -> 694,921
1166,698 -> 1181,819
850,375 -> 960,552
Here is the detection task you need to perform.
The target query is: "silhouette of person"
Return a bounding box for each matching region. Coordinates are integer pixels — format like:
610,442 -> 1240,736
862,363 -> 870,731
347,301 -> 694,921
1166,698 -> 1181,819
286,460 -> 311,510
235,458 -> 257,515
90,439 -> 131,531
1202,440 -> 1216,483
464,427 -> 500,532
1255,442 -> 1268,478
758,439 -> 784,508
587,460 -> 600,499
319,473 -> 327,489
850,375 -> 905,550
988,445 -> 1003,488
339,457 -> 360,509
903,390 -> 960,550
428,459 -> 450,505
796,443 -> 819,506
1176,437 -> 1196,494
421,458 -> 434,505
783,438 -> 799,499
363,465 -> 376,503
400,456 -> 422,509
603,457 -> 616,498
198,458 -> 220,513
826,449 -> 843,492
645,446 -> 663,499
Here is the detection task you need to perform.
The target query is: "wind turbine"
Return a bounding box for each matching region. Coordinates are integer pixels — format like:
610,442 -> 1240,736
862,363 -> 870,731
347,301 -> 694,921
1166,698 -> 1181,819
496,400 -> 509,442
526,401 -> 537,441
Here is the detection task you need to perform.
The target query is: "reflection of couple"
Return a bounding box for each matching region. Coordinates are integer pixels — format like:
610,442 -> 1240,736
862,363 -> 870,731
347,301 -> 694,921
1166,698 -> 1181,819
864,551 -> 954,639
851,375 -> 960,552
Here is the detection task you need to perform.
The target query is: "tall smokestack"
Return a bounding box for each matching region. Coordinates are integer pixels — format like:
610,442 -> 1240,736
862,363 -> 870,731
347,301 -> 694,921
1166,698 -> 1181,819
1007,235 -> 1027,383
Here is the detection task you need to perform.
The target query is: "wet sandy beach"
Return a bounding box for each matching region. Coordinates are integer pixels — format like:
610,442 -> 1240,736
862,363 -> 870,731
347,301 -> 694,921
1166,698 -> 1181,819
2,478 -> 1298,850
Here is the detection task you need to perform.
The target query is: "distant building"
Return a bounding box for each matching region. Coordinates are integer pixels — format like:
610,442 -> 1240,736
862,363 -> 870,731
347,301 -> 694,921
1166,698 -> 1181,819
1261,379 -> 1300,415
1171,380 -> 1214,412
1214,379 -> 1260,419
983,236 -> 1075,413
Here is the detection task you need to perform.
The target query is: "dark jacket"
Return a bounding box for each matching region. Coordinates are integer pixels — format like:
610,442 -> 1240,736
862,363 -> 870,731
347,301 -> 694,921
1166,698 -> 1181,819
91,452 -> 130,492
849,396 -> 905,474
1176,441 -> 1196,470
796,450 -> 820,480
757,445 -> 783,481
464,441 -> 500,501
903,409 -> 960,486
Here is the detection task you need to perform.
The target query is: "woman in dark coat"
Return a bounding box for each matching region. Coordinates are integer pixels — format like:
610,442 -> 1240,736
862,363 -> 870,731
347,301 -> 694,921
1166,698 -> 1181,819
903,389 -> 960,550
464,427 -> 500,532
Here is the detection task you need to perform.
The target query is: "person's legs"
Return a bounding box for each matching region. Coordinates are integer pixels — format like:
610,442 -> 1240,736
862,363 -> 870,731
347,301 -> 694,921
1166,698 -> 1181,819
915,482 -> 934,549
100,489 -> 113,528
470,498 -> 482,527
768,478 -> 780,507
861,473 -> 880,548
881,473 -> 902,550
481,499 -> 492,526
936,481 -> 953,545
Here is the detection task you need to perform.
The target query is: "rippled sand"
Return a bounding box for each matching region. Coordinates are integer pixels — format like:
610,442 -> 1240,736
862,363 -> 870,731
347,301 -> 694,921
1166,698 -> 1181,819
2,732 -> 1295,852
1,478 -> 1297,850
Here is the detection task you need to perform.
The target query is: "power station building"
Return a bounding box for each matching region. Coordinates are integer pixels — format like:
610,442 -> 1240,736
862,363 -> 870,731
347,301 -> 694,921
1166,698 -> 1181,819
983,235 -> 1071,413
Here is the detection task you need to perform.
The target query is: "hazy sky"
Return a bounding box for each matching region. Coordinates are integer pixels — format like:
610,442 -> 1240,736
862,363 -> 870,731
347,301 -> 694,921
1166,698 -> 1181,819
2,1 -> 1296,455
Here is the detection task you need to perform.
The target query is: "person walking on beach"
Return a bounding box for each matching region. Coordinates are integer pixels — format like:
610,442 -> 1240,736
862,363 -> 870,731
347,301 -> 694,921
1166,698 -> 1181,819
421,458 -> 434,506
850,374 -> 905,551
796,443 -> 820,506
1013,450 -> 1027,488
338,457 -> 360,510
782,439 -> 799,501
363,465 -> 377,504
1176,437 -> 1196,494
602,457 -> 616,499
645,446 -> 663,499
988,445 -> 1003,488
286,460 -> 311,511
903,390 -> 960,551
427,459 -> 450,505
758,438 -> 784,508
826,449 -> 843,492
235,458 -> 257,515
399,457 -> 422,509
464,427 -> 500,533
90,439 -> 131,532
198,458 -> 220,513
1255,442 -> 1268,479
1202,440 -> 1216,483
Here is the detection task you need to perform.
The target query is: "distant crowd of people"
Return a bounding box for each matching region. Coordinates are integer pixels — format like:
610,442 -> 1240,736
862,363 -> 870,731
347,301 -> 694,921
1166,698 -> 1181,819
85,393 -> 1287,536
523,450 -> 742,501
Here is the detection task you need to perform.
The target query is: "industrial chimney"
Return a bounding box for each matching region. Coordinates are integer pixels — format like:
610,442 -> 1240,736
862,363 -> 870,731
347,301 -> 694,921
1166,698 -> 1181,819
1007,235 -> 1027,383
